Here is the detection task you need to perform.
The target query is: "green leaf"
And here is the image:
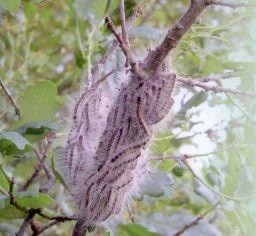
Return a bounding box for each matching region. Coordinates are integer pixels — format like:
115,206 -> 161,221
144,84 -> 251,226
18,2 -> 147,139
151,132 -> 174,155
17,121 -> 58,135
11,80 -> 61,130
176,91 -> 208,119
120,224 -> 159,236
24,1 -> 36,21
51,151 -> 69,190
16,121 -> 59,142
0,166 -> 9,192
0,203 -> 26,219
14,192 -> 55,208
0,0 -> 21,12
0,131 -> 32,155
104,0 -> 112,13
172,166 -> 184,177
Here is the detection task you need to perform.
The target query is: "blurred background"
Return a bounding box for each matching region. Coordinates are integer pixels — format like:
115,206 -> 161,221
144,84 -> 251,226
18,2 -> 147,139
0,0 -> 256,235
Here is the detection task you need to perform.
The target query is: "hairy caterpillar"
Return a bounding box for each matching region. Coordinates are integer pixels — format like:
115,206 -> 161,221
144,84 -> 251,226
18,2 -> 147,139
65,71 -> 176,235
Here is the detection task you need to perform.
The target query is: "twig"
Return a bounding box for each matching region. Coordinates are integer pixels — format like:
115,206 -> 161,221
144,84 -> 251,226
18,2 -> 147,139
91,5 -> 142,82
173,201 -> 221,236
105,17 -> 148,79
0,78 -> 21,118
8,178 -> 29,213
120,0 -> 130,49
31,216 -> 76,235
20,133 -> 56,191
177,77 -> 256,98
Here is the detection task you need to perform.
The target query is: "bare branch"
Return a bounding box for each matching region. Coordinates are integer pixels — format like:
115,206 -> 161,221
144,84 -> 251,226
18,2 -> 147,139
20,133 -> 56,191
0,78 -> 21,118
177,76 -> 256,98
105,17 -> 148,79
120,0 -> 130,49
91,5 -> 142,82
173,201 -> 221,236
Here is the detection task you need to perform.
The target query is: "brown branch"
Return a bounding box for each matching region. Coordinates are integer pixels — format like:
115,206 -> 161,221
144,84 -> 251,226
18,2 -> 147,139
105,17 -> 148,79
173,201 -> 221,236
1,174 -> 75,235
0,78 -> 21,118
142,0 -> 208,73
177,77 -> 256,98
120,0 -> 130,49
20,133 -> 56,191
142,0 -> 255,73
91,5 -> 142,82
8,178 -> 29,213
30,216 -> 76,236
16,209 -> 41,236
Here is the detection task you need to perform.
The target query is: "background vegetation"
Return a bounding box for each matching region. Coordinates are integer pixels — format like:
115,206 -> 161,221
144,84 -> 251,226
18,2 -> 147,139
0,0 -> 256,235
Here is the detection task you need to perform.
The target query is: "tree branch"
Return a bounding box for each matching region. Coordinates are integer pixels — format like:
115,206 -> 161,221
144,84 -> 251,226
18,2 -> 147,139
20,133 -> 56,191
105,17 -> 148,79
142,0 -> 255,73
120,0 -> 130,49
16,209 -> 40,236
91,5 -> 142,82
0,78 -> 21,118
142,0 -> 208,73
177,76 -> 256,98
173,201 -> 221,236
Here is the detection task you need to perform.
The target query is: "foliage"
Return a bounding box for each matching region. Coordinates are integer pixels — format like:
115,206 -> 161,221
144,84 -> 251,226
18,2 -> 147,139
0,0 -> 256,235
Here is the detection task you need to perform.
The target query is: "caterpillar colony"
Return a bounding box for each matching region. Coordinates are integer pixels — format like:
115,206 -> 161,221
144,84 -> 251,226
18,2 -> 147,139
63,5 -> 176,236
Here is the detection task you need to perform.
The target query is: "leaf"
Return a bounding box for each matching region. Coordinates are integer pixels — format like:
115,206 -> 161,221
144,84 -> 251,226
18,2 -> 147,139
172,166 -> 184,177
0,166 -> 9,192
120,224 -> 159,236
16,121 -> 59,142
0,0 -> 21,12
151,132 -> 174,155
0,202 -> 26,219
136,169 -> 174,199
14,192 -> 55,208
17,121 -> 58,135
176,91 -> 208,119
104,0 -> 112,13
0,131 -> 32,155
24,1 -> 36,21
51,150 -> 69,190
11,80 -> 61,130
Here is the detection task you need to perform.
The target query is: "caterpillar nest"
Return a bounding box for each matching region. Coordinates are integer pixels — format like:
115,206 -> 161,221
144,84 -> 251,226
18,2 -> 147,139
63,47 -> 176,235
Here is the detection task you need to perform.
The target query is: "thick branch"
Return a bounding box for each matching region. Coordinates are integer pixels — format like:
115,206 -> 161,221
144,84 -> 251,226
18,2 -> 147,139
142,0 -> 254,73
16,209 -> 40,236
142,0 -> 207,72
